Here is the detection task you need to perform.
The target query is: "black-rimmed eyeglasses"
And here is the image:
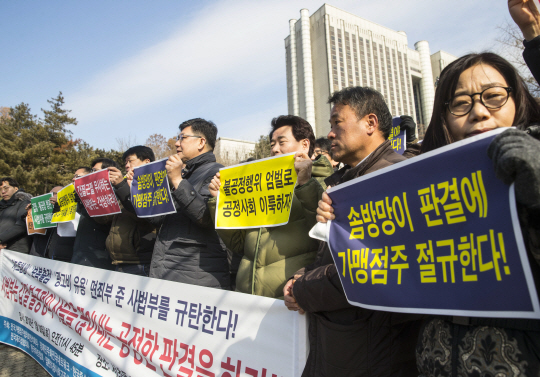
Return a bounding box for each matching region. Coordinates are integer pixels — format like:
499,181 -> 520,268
446,86 -> 513,116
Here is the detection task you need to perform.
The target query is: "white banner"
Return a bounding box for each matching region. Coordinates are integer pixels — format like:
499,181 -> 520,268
0,250 -> 307,377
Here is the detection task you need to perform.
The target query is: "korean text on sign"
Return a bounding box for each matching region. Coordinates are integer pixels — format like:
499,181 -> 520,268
51,184 -> 78,223
131,158 -> 176,218
326,129 -> 540,319
30,193 -> 56,229
74,169 -> 121,217
215,153 -> 298,229
389,117 -> 406,155
26,209 -> 46,235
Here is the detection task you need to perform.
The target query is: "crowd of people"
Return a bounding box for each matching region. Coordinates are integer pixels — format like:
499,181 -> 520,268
1,1 -> 540,376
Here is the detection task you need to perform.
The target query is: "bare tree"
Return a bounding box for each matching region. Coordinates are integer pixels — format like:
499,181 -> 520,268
146,133 -> 174,160
497,20 -> 540,96
116,134 -> 138,153
0,107 -> 10,119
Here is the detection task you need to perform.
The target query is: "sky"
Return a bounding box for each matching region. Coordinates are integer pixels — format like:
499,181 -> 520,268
1,0 -> 518,150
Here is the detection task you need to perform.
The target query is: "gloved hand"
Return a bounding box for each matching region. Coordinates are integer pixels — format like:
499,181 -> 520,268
487,128 -> 540,209
399,115 -> 417,143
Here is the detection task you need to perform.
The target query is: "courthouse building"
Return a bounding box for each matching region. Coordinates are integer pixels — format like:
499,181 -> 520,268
285,4 -> 457,138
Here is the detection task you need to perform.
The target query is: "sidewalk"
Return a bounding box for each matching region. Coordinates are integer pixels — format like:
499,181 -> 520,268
0,343 -> 50,376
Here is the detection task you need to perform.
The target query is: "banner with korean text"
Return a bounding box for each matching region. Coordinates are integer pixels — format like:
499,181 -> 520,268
389,117 -> 406,155
0,250 -> 308,377
215,153 -> 298,229
131,158 -> 176,218
31,193 -> 56,229
74,170 -> 121,217
51,184 -> 78,223
324,128 -> 540,319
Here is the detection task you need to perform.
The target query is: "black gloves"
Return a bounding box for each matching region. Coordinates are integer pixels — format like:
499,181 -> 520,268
487,128 -> 540,210
399,115 -> 417,143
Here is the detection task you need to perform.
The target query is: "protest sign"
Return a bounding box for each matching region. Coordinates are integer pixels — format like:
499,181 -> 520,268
389,117 -> 406,155
131,158 -> 176,218
325,128 -> 540,319
74,170 -> 121,217
26,210 -> 46,235
0,249 -> 307,377
51,184 -> 78,224
30,193 -> 56,229
215,153 -> 298,229
56,213 -> 80,238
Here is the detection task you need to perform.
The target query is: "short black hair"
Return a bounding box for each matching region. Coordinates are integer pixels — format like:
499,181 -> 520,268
328,87 -> 392,139
76,166 -> 92,174
123,145 -> 156,162
99,158 -> 120,169
0,177 -> 19,188
314,137 -> 332,153
269,115 -> 315,156
179,118 -> 218,150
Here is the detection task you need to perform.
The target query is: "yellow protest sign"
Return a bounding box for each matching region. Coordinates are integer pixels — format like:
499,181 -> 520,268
215,153 -> 298,229
51,184 -> 78,223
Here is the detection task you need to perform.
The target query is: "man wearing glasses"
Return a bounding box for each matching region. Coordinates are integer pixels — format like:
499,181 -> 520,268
142,118 -> 230,289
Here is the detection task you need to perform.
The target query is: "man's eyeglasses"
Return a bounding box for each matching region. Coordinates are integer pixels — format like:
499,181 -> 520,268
73,174 -> 84,179
446,86 -> 513,116
176,134 -> 203,141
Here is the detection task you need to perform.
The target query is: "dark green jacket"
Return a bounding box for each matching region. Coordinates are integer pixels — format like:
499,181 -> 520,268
208,156 -> 333,298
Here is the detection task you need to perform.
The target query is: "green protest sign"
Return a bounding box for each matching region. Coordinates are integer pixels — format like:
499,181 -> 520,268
30,193 -> 57,229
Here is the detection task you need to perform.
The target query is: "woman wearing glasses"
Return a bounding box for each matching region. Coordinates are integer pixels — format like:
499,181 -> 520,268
416,50 -> 540,376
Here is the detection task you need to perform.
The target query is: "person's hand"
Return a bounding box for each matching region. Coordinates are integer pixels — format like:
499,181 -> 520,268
399,115 -> 417,143
0,244 -> 6,250
316,190 -> 335,223
107,167 -> 125,186
283,275 -> 305,314
166,154 -> 184,189
125,171 -> 134,187
25,203 -> 32,211
294,152 -> 313,186
509,0 -> 540,41
209,173 -> 221,198
49,193 -> 58,205
487,128 -> 540,209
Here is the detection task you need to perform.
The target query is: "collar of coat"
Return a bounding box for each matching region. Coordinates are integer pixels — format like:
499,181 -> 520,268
324,140 -> 400,187
182,151 -> 217,179
0,189 -> 32,210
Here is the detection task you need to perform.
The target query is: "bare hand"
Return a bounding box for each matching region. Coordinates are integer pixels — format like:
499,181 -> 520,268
283,275 -> 305,314
25,203 -> 32,211
49,193 -> 58,205
509,0 -> 540,41
125,171 -> 134,187
316,190 -> 335,223
107,167 -> 125,186
209,173 -> 221,198
0,244 -> 6,250
166,154 -> 184,189
294,152 -> 313,186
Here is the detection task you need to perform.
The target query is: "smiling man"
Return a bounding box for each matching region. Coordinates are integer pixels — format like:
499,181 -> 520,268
207,115 -> 334,298
284,87 -> 424,377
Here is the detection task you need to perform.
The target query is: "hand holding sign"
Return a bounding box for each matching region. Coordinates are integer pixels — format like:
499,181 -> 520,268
316,191 -> 335,223
209,172 -> 221,198
107,167 -> 124,186
294,152 -> 313,186
166,154 -> 184,189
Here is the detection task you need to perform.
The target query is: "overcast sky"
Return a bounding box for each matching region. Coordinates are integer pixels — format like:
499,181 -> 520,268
1,0 -> 518,150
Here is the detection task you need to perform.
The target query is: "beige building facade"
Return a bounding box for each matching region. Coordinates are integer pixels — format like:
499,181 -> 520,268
214,137 -> 256,166
285,4 -> 457,138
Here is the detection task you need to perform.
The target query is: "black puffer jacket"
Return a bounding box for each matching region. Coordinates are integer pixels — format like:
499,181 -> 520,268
71,202 -> 113,270
0,189 -> 32,253
127,152 -> 230,289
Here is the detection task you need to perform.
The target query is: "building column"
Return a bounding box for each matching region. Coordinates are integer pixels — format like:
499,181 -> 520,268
414,41 -> 435,127
300,9 -> 316,130
289,19 -> 300,116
